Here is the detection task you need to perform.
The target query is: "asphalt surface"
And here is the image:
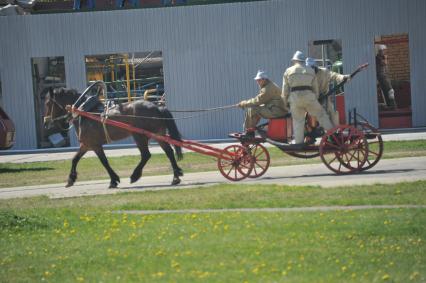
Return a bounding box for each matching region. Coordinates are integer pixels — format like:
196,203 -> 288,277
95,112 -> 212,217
1,156 -> 425,199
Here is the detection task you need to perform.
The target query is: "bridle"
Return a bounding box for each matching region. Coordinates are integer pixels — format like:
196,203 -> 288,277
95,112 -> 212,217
44,94 -> 74,131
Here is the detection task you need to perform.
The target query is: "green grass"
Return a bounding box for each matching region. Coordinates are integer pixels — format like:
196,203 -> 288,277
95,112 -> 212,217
0,139 -> 425,188
0,181 -> 425,282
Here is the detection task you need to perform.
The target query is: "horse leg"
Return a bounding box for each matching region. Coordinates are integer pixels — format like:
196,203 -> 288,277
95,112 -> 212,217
93,147 -> 120,188
158,141 -> 183,185
66,147 -> 88,188
130,135 -> 151,184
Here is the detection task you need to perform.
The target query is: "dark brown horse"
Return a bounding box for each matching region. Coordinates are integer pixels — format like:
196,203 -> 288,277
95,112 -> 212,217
44,86 -> 183,188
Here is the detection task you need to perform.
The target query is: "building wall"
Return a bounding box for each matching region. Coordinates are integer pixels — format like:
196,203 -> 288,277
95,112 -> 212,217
0,0 -> 425,149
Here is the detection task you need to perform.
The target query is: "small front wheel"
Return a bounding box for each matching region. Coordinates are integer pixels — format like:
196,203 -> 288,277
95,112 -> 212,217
244,143 -> 270,178
217,145 -> 253,181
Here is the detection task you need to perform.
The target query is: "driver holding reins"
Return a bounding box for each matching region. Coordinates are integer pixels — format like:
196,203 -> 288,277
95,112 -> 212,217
238,70 -> 288,138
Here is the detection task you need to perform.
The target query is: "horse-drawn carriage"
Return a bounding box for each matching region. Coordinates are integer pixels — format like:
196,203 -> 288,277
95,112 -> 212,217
45,71 -> 382,187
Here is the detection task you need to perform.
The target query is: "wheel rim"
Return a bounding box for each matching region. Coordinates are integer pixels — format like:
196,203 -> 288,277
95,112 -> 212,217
245,143 -> 270,178
320,126 -> 368,174
217,145 -> 253,181
356,122 -> 383,171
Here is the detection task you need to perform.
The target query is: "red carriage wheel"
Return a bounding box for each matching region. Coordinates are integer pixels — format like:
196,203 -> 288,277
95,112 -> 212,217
319,125 -> 368,174
244,143 -> 270,178
356,122 -> 384,171
217,144 -> 254,181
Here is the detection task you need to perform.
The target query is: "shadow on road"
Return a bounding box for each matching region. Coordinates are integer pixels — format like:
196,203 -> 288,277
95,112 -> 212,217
258,168 -> 416,180
0,167 -> 54,173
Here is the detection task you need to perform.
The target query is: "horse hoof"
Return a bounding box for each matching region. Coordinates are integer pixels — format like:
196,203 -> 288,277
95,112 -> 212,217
130,173 -> 141,184
109,183 -> 118,189
65,181 -> 74,188
130,176 -> 139,184
171,177 -> 181,186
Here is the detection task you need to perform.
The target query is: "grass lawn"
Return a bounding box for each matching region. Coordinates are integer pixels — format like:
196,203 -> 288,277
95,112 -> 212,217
0,181 -> 425,282
0,139 -> 425,189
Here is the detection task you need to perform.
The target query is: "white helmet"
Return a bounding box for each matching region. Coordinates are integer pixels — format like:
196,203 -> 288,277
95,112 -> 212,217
305,57 -> 317,67
291,50 -> 306,62
254,70 -> 268,80
375,44 -> 387,54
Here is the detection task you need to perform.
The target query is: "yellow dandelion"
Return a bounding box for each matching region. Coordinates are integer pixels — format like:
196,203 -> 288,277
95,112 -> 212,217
155,250 -> 165,256
76,276 -> 84,282
382,274 -> 390,280
152,272 -> 165,278
171,260 -> 180,269
410,271 -> 419,280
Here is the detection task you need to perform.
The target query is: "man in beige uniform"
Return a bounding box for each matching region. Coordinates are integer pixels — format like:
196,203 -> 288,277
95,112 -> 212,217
238,70 -> 288,137
305,57 -> 351,126
282,51 -> 333,145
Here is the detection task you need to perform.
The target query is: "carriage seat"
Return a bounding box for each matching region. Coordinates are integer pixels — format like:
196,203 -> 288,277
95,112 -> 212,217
267,116 -> 292,142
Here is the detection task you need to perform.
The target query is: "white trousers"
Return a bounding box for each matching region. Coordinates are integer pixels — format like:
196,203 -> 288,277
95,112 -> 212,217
289,91 -> 333,143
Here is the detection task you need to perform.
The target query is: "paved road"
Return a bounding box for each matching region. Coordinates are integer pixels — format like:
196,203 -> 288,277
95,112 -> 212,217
1,156 -> 425,200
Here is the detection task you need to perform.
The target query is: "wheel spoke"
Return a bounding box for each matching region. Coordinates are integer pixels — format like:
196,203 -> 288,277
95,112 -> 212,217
327,154 -> 338,164
254,162 -> 266,170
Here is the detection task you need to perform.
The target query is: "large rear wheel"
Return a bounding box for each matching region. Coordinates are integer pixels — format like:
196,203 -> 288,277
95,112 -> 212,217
356,122 -> 383,171
319,126 -> 368,174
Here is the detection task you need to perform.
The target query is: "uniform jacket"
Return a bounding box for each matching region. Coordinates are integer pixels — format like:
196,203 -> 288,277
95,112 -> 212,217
282,63 -> 319,106
316,67 -> 346,95
243,80 -> 286,111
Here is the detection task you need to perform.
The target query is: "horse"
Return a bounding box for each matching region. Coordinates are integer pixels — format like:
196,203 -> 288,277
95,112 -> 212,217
43,86 -> 184,188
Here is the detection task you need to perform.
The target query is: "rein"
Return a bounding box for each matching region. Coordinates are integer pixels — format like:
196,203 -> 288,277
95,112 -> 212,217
83,104 -> 238,121
166,104 -> 238,113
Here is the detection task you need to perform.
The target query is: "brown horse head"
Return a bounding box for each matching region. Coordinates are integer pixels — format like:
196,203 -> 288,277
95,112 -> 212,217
44,87 -> 79,131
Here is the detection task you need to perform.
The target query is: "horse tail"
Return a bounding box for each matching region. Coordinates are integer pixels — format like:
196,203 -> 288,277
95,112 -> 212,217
160,107 -> 183,160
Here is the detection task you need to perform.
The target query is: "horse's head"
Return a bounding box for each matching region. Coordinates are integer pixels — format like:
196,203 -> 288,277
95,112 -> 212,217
43,87 -> 78,131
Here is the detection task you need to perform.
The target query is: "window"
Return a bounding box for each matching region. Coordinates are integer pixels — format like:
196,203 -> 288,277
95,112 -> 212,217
85,51 -> 164,104
308,39 -> 346,124
374,33 -> 412,128
31,56 -> 68,148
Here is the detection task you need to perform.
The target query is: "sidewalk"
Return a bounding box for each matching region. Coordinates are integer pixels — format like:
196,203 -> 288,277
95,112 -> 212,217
1,131 -> 425,164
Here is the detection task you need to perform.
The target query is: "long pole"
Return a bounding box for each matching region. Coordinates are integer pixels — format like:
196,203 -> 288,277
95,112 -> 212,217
69,107 -> 235,161
124,54 -> 131,102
